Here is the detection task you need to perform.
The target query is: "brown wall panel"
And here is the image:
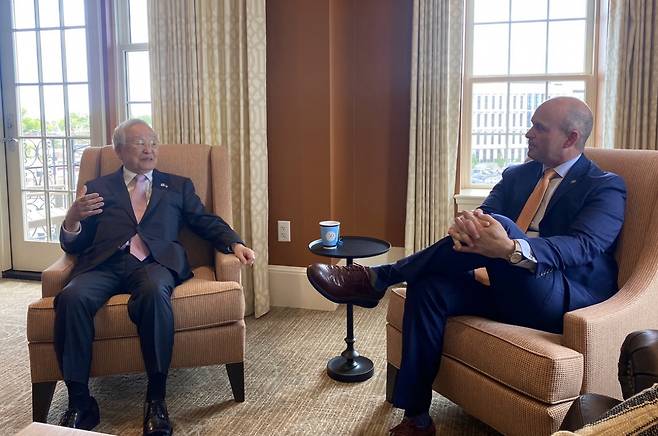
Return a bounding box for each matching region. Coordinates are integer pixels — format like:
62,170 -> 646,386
267,0 -> 413,267
267,0 -> 333,267
350,0 -> 412,243
329,0 -> 356,238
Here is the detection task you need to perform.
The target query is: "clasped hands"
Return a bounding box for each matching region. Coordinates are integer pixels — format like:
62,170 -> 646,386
447,209 -> 515,260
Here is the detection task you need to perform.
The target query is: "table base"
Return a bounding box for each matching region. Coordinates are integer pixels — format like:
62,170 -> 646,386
327,355 -> 374,382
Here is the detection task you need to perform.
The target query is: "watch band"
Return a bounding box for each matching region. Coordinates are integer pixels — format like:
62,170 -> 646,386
508,240 -> 524,264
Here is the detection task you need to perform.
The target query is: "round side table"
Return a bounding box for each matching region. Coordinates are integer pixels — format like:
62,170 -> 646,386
308,236 -> 391,382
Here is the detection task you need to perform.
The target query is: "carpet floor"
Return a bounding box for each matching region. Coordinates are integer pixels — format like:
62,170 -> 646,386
1,279 -> 499,435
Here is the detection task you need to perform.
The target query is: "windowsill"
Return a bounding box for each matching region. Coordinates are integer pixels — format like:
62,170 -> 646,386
454,188 -> 491,211
455,188 -> 491,201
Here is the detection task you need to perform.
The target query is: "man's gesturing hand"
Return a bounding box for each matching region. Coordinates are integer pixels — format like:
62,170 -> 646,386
63,185 -> 104,232
232,243 -> 256,265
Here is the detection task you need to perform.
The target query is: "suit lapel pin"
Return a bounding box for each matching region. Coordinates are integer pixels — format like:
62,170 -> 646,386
160,182 -> 168,188
570,180 -> 577,184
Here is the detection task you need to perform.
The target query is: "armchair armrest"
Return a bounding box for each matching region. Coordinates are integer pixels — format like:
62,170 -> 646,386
41,254 -> 77,298
215,252 -> 241,283
562,261 -> 658,398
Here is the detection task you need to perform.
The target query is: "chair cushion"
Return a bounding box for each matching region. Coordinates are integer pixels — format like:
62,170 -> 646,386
27,274 -> 244,343
387,287 -> 584,404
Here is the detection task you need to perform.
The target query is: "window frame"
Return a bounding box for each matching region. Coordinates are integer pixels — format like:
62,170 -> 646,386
113,0 -> 150,124
460,0 -> 599,190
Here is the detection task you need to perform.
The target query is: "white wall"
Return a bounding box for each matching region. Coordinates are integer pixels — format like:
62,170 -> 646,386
268,246 -> 406,311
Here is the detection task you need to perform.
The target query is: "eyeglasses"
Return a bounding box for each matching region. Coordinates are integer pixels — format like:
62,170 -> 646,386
126,139 -> 159,150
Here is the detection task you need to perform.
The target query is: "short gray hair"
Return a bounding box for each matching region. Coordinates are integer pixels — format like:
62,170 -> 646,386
112,119 -> 152,151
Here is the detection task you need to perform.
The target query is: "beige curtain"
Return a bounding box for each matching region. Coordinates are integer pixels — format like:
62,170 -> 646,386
602,0 -> 658,150
148,0 -> 269,317
405,0 -> 464,255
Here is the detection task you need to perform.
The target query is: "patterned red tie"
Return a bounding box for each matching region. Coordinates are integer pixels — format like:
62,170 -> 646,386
129,174 -> 150,261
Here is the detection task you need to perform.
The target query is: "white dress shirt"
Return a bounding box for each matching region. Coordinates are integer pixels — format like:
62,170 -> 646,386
513,154 -> 581,270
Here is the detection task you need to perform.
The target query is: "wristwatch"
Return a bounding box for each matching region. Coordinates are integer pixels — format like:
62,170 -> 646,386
508,240 -> 524,264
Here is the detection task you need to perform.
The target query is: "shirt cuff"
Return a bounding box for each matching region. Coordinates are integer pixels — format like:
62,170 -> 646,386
60,223 -> 81,243
512,238 -> 537,272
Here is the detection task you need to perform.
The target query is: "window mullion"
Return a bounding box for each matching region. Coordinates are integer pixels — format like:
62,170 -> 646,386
472,74 -> 591,82
506,1 -> 512,76
544,1 -> 550,75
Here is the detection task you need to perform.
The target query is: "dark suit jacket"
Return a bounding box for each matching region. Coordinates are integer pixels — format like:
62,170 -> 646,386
480,154 -> 627,311
60,167 -> 244,283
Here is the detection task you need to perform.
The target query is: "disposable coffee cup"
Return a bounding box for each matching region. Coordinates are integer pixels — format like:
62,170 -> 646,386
320,221 -> 340,249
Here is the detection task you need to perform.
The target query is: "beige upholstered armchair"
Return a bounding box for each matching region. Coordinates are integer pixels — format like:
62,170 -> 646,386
386,148 -> 658,435
26,144 -> 246,422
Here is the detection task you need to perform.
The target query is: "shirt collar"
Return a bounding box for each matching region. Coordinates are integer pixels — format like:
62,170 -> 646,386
543,153 -> 581,178
122,167 -> 153,186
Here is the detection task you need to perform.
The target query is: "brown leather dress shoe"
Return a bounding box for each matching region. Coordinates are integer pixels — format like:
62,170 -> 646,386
389,418 -> 436,436
306,263 -> 383,308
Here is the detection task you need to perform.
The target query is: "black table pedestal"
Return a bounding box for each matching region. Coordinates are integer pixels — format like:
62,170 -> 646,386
326,301 -> 374,382
308,236 -> 390,383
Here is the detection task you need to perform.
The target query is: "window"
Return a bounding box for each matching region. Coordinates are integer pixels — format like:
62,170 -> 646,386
114,0 -> 151,124
3,0 -> 104,242
461,0 -> 597,187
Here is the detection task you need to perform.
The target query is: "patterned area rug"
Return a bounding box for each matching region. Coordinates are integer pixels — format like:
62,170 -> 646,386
1,279 -> 499,435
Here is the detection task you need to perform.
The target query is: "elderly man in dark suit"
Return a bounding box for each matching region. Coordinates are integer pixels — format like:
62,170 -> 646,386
55,119 -> 255,435
307,97 -> 627,436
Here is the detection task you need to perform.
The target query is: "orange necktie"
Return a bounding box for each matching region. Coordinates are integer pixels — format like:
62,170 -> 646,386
515,168 -> 559,232
474,168 -> 559,286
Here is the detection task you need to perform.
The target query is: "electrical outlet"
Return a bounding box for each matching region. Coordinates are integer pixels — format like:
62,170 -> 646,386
277,220 -> 291,242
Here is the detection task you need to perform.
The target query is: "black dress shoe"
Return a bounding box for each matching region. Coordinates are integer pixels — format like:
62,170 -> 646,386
306,263 -> 383,308
58,396 -> 100,430
144,399 -> 173,436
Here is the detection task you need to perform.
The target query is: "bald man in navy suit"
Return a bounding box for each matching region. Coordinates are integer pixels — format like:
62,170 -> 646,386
54,119 -> 256,435
307,97 -> 626,435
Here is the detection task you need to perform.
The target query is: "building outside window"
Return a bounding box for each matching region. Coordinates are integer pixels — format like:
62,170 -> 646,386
462,0 -> 597,187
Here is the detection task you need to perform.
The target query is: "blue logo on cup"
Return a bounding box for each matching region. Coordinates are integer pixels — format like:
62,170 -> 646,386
320,220 -> 340,249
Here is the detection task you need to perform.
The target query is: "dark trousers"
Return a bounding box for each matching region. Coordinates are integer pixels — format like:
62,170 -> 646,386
54,250 -> 176,385
384,214 -> 569,415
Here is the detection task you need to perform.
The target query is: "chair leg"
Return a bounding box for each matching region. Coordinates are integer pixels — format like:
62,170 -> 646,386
386,363 -> 398,404
32,381 -> 57,422
226,362 -> 245,402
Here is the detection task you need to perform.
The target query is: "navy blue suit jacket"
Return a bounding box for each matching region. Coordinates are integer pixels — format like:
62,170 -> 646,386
480,154 -> 627,312
60,167 -> 243,283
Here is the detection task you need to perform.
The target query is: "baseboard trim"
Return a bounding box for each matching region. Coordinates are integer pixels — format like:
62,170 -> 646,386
2,269 -> 41,281
268,246 -> 406,311
269,265 -> 337,311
